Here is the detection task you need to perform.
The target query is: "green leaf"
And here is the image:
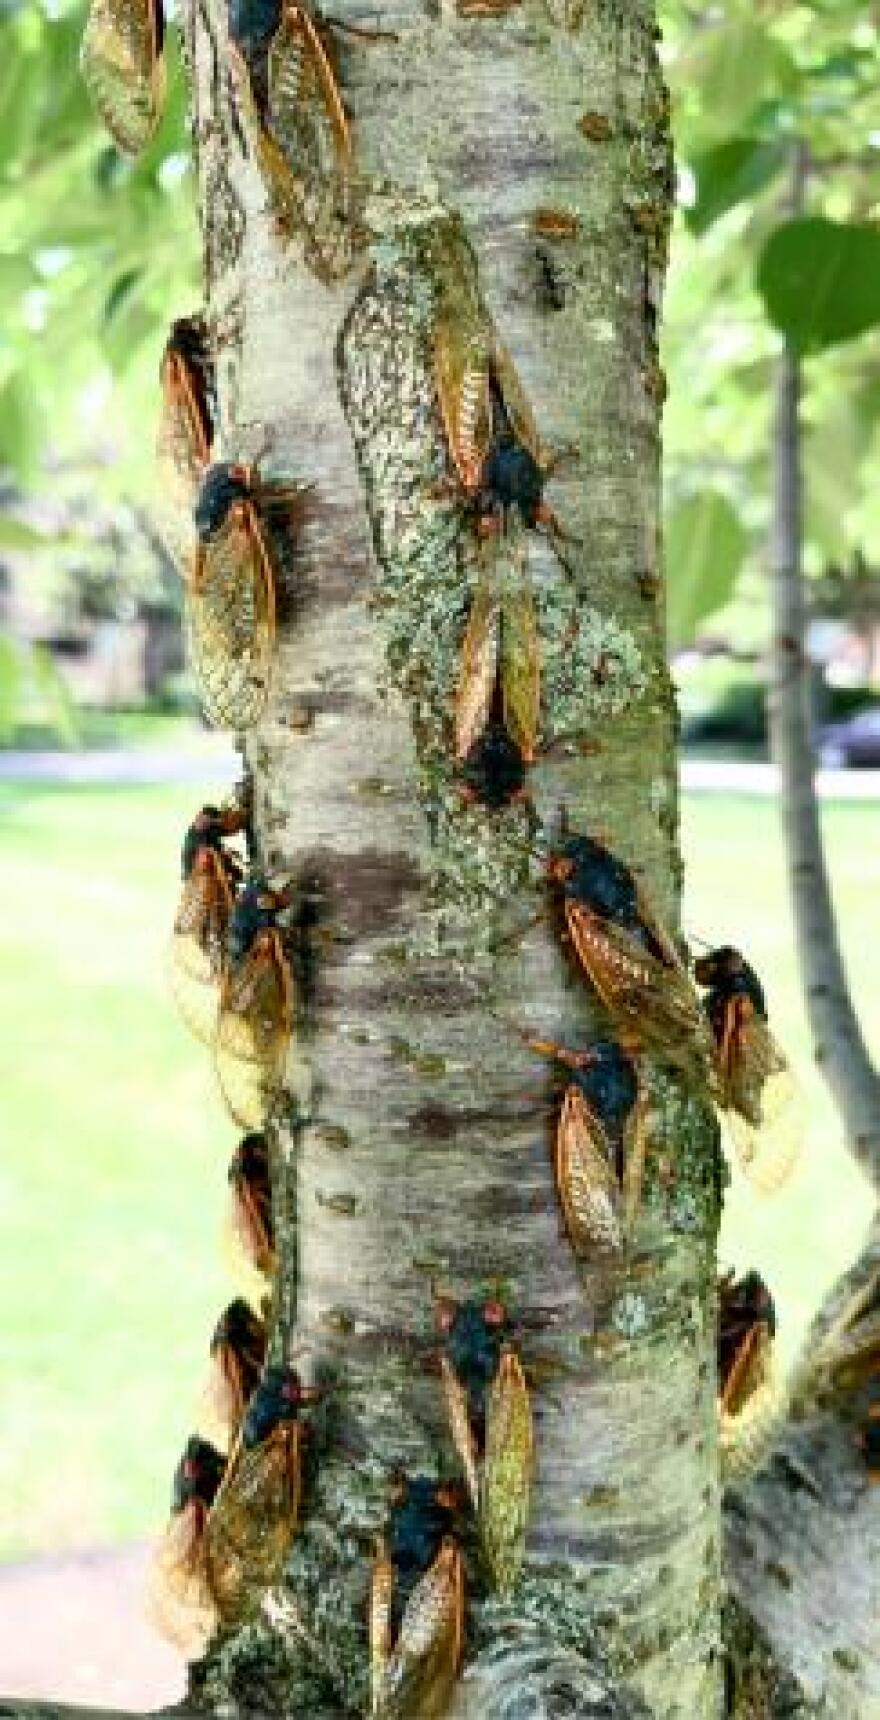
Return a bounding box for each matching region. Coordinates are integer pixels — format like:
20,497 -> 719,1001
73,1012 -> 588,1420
757,217 -> 880,353
686,138 -> 784,236
665,491 -> 747,650
681,22 -> 795,139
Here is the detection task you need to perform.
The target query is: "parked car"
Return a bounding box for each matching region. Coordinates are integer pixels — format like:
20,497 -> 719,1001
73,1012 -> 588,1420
818,707 -> 880,768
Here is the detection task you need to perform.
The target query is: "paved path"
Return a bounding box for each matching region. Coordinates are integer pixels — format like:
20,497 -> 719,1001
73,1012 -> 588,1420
0,1543 -> 184,1707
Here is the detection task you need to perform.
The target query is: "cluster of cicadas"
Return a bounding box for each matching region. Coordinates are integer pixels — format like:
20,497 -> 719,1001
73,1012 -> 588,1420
170,799 -> 295,1128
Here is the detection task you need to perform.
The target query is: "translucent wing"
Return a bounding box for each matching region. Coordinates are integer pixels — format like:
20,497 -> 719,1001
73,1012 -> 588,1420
215,931 -> 293,1129
718,1324 -> 780,1482
454,558 -> 500,760
481,1348 -> 533,1596
500,534 -> 540,763
374,1541 -> 464,1720
205,1425 -> 302,1623
492,334 -> 544,467
268,3 -> 351,179
564,901 -> 718,1094
369,1544 -> 395,1713
187,504 -> 276,731
722,1009 -> 803,1195
439,1356 -> 480,1511
555,1086 -> 623,1255
81,0 -> 165,154
148,1504 -> 218,1658
817,1269 -> 880,1392
168,854 -> 232,1045
228,1179 -> 275,1282
434,319 -> 493,493
155,353 -> 212,579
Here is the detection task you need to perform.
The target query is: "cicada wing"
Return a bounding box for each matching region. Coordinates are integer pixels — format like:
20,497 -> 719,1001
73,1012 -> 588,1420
187,506 -> 276,730
148,1504 -> 218,1658
433,314 -> 493,493
719,1324 -> 781,1482
564,902 -> 717,1093
555,1086 -> 623,1255
439,1357 -> 480,1511
454,558 -> 500,760
500,535 -> 540,762
724,1014 -> 803,1195
227,1179 -> 276,1282
205,1424 -> 302,1622
168,857 -> 232,1044
81,0 -> 165,154
491,334 -> 544,467
370,1544 -> 395,1715
268,4 -> 351,176
480,1347 -> 534,1596
155,354 -> 212,579
215,933 -> 293,1129
375,1541 -> 464,1720
819,1270 -> 880,1392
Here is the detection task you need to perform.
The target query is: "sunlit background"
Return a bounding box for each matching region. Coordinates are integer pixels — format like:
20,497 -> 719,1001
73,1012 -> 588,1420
1,0 -> 879,1704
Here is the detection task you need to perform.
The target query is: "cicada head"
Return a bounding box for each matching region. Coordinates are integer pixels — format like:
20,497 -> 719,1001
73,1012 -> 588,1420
480,423 -> 544,528
242,1363 -> 319,1448
461,716 -> 526,810
172,1435 -> 227,1516
548,833 -> 642,930
194,462 -> 252,543
695,945 -> 767,1028
386,1476 -> 461,1633
181,801 -> 245,879
569,1037 -> 639,1151
229,0 -> 281,61
438,1300 -> 510,1451
81,0 -> 166,155
207,1298 -> 268,1443
860,1406 -> 880,1481
228,1131 -> 275,1278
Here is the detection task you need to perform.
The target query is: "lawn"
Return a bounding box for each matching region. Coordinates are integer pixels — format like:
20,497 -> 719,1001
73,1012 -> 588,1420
0,778 -> 876,1558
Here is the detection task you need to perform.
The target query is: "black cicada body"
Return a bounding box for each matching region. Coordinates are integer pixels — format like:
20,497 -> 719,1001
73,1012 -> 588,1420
533,1036 -> 643,1253
227,1131 -> 275,1281
81,0 -> 166,154
717,1269 -> 779,1479
205,1364 -> 319,1622
155,317 -> 215,578
204,1298 -> 268,1447
370,1475 -> 465,1720
436,1298 -> 533,1595
695,946 -> 802,1194
459,713 -> 527,811
215,872 -> 295,1129
149,1436 -> 226,1657
548,833 -> 718,1095
227,0 -> 361,284
860,1402 -> 880,1482
187,461 -> 280,732
170,803 -> 247,1044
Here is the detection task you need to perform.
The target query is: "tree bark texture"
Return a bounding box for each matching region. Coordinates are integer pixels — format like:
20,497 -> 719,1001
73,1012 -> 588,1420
179,0 -> 728,1715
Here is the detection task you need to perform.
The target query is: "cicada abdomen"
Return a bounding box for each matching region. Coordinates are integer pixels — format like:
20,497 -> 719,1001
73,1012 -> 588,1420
205,1365 -> 318,1622
155,317 -> 215,579
717,1270 -> 780,1481
187,463 -> 278,732
695,946 -> 803,1195
533,1036 -> 643,1252
228,0 -> 360,284
81,0 -> 166,154
149,1436 -> 225,1658
370,1476 -> 465,1720
548,832 -> 718,1097
215,873 -> 295,1129
437,1299 -> 533,1595
169,804 -> 246,1044
227,1131 -> 275,1281
203,1298 -> 268,1448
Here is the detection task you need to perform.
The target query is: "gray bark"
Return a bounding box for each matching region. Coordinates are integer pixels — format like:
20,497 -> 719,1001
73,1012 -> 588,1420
766,159 -> 880,1188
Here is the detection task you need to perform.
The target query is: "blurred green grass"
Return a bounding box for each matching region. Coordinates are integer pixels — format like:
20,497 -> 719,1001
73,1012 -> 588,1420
0,780 -> 876,1558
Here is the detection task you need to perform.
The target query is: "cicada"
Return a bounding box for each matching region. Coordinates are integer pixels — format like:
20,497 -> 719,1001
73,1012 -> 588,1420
370,1475 -> 465,1720
149,1436 -> 226,1658
227,1131 -> 276,1280
169,803 -> 247,1045
187,462 -> 285,732
717,1269 -> 779,1480
548,832 -> 718,1096
695,946 -> 802,1194
204,1364 -> 319,1623
203,1298 -> 268,1447
215,871 -> 295,1130
860,1401 -> 880,1481
227,0 -> 361,283
155,316 -> 215,578
531,1036 -> 644,1253
436,1298 -> 534,1595
455,519 -> 540,799
81,0 -> 166,154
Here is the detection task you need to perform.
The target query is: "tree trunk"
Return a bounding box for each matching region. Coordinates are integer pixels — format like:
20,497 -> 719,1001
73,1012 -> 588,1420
766,155 -> 880,1188
179,1 -> 729,1715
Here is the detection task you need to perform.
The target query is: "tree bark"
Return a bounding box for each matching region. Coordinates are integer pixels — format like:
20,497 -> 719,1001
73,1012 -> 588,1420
766,154 -> 880,1188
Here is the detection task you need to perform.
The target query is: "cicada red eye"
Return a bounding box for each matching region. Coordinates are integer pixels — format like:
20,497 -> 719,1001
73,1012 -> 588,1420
148,1436 -> 225,1657
188,465 -> 278,732
370,1478 -> 464,1720
81,0 -> 166,154
155,317 -> 215,579
168,846 -> 234,1045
